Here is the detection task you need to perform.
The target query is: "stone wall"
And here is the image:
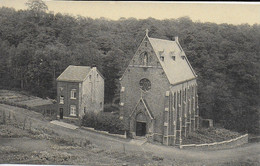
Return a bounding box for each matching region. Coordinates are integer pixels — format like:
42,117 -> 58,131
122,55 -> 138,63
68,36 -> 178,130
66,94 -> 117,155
180,134 -> 248,150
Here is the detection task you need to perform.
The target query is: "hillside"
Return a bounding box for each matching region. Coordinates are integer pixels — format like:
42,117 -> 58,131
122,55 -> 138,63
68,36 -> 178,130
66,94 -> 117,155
0,5 -> 259,134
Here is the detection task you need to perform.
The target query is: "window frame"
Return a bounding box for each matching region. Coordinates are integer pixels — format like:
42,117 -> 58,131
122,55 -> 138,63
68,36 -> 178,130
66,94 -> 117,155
70,105 -> 76,116
59,96 -> 64,104
70,89 -> 77,99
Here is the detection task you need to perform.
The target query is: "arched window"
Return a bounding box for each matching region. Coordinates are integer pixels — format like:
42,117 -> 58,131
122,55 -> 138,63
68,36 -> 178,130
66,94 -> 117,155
136,112 -> 146,122
140,52 -> 148,66
143,52 -> 148,66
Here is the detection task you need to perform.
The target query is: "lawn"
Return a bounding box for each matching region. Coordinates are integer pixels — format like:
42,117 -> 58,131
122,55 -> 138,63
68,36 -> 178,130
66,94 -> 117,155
182,127 -> 242,145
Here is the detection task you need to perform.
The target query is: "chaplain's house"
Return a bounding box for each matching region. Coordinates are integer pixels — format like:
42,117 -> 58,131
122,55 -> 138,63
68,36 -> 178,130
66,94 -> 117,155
57,65 -> 104,120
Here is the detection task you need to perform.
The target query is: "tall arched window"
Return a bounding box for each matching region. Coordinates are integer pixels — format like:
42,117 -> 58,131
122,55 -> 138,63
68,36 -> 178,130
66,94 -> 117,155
143,52 -> 148,66
140,52 -> 148,66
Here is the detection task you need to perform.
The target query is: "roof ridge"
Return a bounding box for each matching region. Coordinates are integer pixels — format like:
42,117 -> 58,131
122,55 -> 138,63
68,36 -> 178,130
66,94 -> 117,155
149,37 -> 176,43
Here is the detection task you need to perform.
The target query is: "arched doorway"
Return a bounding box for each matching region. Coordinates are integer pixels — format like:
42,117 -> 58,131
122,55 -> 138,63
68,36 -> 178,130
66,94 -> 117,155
136,112 -> 147,136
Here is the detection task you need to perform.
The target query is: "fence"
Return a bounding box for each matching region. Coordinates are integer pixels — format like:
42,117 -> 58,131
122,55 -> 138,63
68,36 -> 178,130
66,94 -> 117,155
180,134 -> 248,150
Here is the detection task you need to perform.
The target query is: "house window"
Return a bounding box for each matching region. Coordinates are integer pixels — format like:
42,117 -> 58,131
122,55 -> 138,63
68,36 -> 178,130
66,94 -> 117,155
172,56 -> 176,61
60,96 -> 64,104
71,89 -> 76,99
70,105 -> 76,116
100,102 -> 103,108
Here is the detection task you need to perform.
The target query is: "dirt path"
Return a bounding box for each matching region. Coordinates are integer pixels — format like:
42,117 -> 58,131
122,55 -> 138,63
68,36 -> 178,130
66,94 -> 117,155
0,104 -> 259,165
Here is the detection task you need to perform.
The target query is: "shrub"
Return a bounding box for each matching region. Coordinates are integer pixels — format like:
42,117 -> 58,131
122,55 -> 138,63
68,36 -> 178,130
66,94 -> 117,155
81,112 -> 125,135
103,104 -> 119,113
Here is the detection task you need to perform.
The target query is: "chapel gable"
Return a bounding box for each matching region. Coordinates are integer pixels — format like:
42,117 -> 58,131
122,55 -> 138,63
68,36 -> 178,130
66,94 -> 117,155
129,35 -> 160,67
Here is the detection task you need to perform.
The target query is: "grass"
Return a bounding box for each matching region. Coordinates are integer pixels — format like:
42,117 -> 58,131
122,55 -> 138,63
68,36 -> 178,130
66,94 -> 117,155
182,127 -> 242,144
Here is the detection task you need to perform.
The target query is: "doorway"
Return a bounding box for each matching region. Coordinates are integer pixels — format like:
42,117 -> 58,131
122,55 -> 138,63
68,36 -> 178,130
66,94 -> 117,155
136,122 -> 146,136
59,108 -> 63,119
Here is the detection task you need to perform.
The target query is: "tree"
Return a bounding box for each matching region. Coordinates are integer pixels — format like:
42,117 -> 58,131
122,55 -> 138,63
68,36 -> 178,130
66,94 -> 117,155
0,6 -> 259,134
25,0 -> 48,12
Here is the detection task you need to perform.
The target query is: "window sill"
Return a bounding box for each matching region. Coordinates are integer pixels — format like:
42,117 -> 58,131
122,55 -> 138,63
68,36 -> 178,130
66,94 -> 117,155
70,114 -> 77,117
70,98 -> 77,100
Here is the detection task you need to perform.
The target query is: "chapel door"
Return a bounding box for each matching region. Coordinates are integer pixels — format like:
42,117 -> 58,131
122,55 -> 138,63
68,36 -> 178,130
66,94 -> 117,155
136,112 -> 147,136
136,122 -> 146,136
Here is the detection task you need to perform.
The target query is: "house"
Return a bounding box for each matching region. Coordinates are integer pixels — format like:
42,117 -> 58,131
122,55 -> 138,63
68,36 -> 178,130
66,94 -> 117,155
57,65 -> 104,120
119,30 -> 199,146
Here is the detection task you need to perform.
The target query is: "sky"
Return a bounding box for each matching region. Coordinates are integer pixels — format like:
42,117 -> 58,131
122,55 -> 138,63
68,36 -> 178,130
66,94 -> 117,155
0,1 -> 260,25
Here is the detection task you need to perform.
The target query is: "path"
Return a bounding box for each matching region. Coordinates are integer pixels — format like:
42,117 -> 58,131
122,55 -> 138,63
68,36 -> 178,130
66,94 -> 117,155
50,120 -> 79,130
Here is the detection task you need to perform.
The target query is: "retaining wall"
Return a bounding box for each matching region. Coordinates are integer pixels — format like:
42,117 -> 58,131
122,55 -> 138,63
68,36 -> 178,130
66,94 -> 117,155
180,134 -> 248,150
81,126 -> 127,139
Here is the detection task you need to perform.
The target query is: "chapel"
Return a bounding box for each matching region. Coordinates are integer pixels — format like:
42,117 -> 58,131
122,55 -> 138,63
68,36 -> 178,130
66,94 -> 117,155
119,30 -> 199,145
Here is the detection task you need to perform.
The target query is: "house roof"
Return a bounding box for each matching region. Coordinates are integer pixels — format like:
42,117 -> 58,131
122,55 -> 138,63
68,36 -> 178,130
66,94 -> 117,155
148,37 -> 197,85
57,65 -> 91,82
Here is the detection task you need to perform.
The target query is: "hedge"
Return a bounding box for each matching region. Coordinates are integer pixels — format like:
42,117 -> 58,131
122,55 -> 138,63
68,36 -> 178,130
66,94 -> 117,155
81,112 -> 125,135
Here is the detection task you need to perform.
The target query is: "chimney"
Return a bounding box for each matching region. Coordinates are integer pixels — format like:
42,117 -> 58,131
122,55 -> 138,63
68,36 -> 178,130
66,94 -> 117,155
175,36 -> 179,42
145,29 -> 149,37
91,64 -> 96,68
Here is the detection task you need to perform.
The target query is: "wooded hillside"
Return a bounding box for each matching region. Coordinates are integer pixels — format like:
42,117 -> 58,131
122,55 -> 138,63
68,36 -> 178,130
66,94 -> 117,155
0,6 -> 259,134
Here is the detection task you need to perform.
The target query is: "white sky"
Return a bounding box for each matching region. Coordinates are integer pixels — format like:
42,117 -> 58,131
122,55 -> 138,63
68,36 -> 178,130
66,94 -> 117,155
0,1 -> 260,25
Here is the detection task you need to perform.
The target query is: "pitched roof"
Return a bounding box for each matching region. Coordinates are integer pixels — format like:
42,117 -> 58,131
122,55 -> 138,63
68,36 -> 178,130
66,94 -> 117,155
57,65 -> 91,82
148,37 -> 197,85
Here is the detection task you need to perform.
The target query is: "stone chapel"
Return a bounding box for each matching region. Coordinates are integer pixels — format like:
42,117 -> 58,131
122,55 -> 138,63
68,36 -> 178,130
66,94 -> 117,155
119,30 -> 199,146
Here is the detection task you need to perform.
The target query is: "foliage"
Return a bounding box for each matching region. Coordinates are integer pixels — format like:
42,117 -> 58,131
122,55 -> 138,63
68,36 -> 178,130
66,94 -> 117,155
103,104 -> 119,113
0,3 -> 259,134
25,0 -> 48,12
81,112 -> 125,135
182,127 -> 241,144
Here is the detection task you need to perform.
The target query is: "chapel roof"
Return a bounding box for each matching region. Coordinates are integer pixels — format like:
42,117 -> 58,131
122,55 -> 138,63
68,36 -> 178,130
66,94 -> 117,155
57,65 -> 91,82
148,36 -> 197,84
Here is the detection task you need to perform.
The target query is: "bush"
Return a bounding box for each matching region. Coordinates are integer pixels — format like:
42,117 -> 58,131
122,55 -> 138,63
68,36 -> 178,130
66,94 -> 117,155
103,104 -> 119,113
81,112 -> 125,135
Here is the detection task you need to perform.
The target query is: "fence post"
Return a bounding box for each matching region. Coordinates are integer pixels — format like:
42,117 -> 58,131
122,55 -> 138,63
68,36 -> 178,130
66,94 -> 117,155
2,110 -> 6,125
23,117 -> 27,130
29,119 -> 32,131
123,143 -> 126,154
8,111 -> 11,121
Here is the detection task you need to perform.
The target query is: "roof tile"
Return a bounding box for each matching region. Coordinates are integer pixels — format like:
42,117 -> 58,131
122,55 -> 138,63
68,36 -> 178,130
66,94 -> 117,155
57,65 -> 91,82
